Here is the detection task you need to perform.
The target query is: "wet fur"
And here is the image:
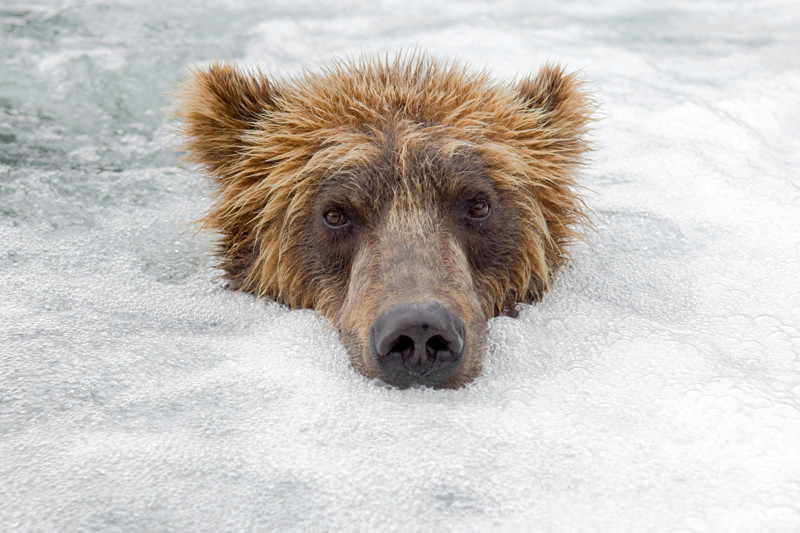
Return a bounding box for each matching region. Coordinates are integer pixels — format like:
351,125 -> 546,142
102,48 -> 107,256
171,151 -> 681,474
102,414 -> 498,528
176,53 -> 592,387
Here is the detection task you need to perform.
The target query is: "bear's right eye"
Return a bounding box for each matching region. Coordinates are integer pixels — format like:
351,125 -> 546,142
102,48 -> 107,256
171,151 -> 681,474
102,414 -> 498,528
323,209 -> 349,228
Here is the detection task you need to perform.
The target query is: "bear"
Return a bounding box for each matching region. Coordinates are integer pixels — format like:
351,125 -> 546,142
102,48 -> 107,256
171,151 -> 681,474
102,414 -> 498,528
175,53 -> 592,388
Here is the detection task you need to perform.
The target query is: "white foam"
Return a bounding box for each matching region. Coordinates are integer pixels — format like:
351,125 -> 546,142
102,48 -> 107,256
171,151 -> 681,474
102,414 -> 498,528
1,0 -> 799,531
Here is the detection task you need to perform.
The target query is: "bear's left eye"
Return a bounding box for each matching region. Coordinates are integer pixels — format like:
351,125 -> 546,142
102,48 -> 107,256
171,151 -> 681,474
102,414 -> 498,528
468,199 -> 491,220
323,208 -> 349,228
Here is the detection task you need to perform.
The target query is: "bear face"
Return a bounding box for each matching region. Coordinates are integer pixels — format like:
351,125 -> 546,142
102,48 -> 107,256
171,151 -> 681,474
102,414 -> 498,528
176,54 -> 592,388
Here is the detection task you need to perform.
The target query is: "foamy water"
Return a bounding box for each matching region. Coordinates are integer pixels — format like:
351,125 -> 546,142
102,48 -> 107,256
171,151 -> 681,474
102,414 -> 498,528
2,1 -> 799,531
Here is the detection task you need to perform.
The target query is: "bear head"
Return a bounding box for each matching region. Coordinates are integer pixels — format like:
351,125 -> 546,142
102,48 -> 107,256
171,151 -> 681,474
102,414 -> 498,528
176,54 -> 592,388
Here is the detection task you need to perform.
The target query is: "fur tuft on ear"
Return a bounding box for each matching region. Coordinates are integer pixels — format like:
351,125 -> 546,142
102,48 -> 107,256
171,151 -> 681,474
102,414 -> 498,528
174,62 -> 279,178
516,63 -> 593,158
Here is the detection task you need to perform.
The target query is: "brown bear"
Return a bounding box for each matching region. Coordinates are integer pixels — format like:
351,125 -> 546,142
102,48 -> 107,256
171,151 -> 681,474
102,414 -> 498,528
176,53 -> 591,388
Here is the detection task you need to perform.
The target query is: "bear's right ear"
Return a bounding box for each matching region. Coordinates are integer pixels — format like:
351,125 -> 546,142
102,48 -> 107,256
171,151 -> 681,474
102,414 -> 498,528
175,62 -> 279,177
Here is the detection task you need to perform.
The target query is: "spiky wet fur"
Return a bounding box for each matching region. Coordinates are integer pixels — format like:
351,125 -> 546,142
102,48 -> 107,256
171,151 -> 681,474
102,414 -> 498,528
176,53 -> 592,387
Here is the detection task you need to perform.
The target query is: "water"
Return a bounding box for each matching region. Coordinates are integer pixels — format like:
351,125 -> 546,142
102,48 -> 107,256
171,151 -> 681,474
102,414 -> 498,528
2,1 -> 800,531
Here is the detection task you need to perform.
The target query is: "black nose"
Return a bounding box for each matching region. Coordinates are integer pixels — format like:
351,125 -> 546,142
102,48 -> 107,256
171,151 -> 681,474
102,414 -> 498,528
370,301 -> 466,387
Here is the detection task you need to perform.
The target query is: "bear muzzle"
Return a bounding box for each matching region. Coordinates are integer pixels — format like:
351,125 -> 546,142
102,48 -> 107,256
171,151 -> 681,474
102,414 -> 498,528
369,301 -> 466,388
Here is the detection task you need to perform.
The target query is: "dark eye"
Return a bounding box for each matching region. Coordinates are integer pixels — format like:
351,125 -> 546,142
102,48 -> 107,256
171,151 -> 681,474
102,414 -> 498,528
468,199 -> 490,220
323,208 -> 349,228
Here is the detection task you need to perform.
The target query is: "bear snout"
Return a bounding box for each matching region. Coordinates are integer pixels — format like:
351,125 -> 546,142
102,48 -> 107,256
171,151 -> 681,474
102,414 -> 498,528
370,301 -> 466,388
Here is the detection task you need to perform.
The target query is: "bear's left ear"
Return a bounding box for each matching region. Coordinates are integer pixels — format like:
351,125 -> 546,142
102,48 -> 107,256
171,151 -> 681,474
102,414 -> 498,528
175,62 -> 279,179
516,64 -> 592,158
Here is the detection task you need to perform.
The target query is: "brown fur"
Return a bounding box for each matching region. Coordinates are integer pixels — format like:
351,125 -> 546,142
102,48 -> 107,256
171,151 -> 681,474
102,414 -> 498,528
175,53 -> 592,387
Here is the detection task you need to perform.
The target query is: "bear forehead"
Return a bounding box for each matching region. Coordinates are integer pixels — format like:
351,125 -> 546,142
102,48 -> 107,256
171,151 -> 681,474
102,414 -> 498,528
237,60 -> 556,200
313,135 -> 496,209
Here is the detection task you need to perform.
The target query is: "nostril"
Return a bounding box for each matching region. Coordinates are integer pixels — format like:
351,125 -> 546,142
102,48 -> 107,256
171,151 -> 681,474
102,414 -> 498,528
389,335 -> 414,359
425,335 -> 449,357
